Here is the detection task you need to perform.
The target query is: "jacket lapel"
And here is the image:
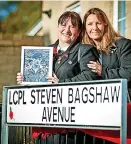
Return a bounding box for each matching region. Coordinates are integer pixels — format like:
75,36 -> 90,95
91,47 -> 99,61
55,53 -> 69,72
102,46 -> 117,66
55,42 -> 80,73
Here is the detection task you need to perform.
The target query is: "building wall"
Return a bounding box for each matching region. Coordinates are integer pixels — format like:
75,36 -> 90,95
42,1 -> 74,45
42,1 -> 113,44
81,1 -> 113,20
0,35 -> 44,103
42,0 -> 131,43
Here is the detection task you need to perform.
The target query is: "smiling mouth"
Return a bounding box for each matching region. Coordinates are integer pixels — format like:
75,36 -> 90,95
92,31 -> 99,33
91,32 -> 100,35
62,33 -> 71,37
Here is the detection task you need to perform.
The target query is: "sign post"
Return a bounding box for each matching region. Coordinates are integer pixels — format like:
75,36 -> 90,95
1,79 -> 127,144
1,88 -> 8,144
121,80 -> 127,144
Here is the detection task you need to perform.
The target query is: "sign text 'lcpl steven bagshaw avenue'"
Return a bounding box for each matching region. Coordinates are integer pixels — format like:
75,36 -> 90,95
7,82 -> 121,128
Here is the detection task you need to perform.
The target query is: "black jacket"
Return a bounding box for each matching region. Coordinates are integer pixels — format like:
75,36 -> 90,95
51,40 -> 99,82
92,38 -> 131,90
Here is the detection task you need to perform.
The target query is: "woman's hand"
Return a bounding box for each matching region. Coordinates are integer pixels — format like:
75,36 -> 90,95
47,73 -> 59,83
87,61 -> 102,76
17,72 -> 23,84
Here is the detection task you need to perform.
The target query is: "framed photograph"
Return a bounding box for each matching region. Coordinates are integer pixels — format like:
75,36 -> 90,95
21,46 -> 53,85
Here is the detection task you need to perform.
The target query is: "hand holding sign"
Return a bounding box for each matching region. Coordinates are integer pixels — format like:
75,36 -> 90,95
17,72 -> 23,84
47,73 -> 59,83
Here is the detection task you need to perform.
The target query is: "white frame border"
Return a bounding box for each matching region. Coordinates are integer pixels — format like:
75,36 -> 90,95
21,46 -> 53,85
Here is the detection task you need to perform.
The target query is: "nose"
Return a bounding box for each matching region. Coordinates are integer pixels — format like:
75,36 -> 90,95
64,25 -> 71,32
92,23 -> 98,30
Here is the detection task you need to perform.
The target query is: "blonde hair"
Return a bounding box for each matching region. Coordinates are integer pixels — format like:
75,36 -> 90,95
82,8 -> 122,53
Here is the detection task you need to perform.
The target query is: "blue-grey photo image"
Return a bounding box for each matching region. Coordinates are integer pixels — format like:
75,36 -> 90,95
23,49 -> 50,82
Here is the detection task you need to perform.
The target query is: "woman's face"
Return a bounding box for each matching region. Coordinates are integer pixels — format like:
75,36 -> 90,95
86,14 -> 105,42
58,18 -> 80,45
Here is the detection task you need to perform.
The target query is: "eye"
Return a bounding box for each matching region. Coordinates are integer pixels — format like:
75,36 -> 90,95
70,25 -> 75,28
61,23 -> 66,27
97,22 -> 102,25
87,23 -> 92,26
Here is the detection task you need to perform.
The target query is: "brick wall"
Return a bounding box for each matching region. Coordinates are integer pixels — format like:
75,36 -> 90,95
0,35 -> 44,103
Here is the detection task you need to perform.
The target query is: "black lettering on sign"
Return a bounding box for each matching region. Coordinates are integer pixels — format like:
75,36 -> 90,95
103,86 -> 109,103
66,85 -> 120,104
69,87 -> 89,104
21,90 -> 26,104
71,107 -> 75,122
111,86 -> 120,102
47,107 -> 52,122
30,89 -> 36,104
57,89 -> 63,104
82,87 -> 88,103
13,91 -> 18,105
89,87 -> 95,103
46,89 -> 51,103
74,88 -> 80,103
36,89 -> 40,104
68,88 -> 73,103
53,107 -> 57,122
52,89 -> 56,104
92,86 -> 120,103
96,87 -> 102,103
63,106 -> 70,122
9,91 -> 12,105
46,88 -> 63,104
41,89 -> 45,104
18,90 -> 22,104
58,107 -> 64,122
9,90 -> 26,105
42,107 -> 47,122
30,88 -> 63,104
42,107 -> 75,123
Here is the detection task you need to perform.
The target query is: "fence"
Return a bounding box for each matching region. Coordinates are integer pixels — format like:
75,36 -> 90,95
1,79 -> 127,144
7,126 -> 114,144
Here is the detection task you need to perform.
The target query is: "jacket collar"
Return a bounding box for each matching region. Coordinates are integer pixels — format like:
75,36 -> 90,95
91,46 -> 100,60
53,38 -> 80,54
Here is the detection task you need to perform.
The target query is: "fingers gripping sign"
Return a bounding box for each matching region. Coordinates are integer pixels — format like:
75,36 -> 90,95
17,72 -> 23,84
47,73 -> 59,83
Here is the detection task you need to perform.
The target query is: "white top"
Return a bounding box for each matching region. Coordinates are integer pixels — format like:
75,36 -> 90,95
57,45 -> 69,52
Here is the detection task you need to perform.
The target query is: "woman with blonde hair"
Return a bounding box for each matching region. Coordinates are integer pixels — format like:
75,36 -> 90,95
82,7 -> 131,144
83,7 -> 122,54
83,7 -> 131,93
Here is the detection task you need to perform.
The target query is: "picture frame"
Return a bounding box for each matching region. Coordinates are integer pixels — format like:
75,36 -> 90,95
21,46 -> 53,85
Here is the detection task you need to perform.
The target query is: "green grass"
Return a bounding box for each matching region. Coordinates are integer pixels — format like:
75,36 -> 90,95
1,1 -> 42,35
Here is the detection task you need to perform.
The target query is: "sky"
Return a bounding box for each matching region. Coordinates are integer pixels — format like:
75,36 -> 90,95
0,1 -> 18,22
